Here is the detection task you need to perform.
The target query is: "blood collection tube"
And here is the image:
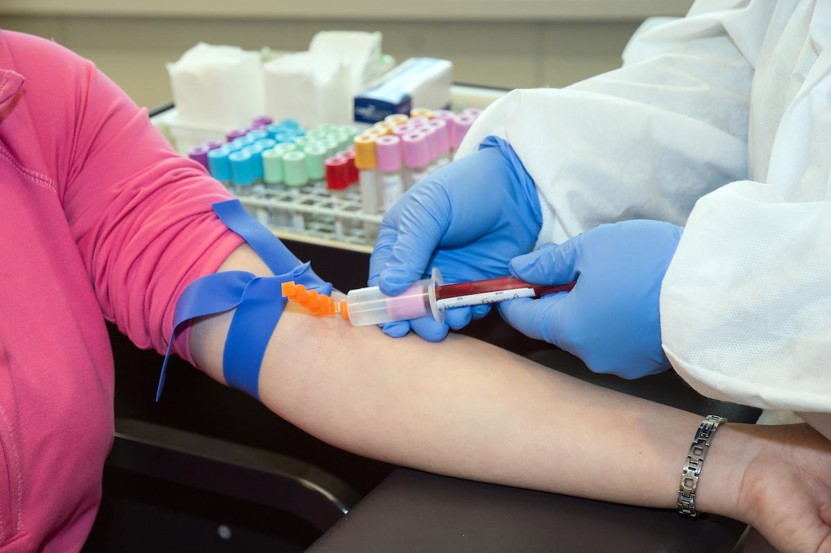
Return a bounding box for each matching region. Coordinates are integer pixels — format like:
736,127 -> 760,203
325,155 -> 350,192
384,113 -> 409,127
410,107 -> 433,120
402,132 -> 430,189
241,143 -> 267,193
408,117 -> 429,129
207,145 -> 233,187
433,274 -> 574,311
424,127 -> 443,174
450,113 -> 476,152
261,147 -> 283,186
229,136 -> 254,152
431,109 -> 456,122
375,135 -> 405,211
226,128 -> 247,142
188,144 -> 213,170
342,148 -> 359,186
391,123 -> 412,138
242,143 -> 271,223
278,118 -> 301,129
372,121 -> 395,136
246,129 -> 269,142
252,115 -> 274,127
353,134 -> 380,215
228,150 -> 256,196
325,155 -> 353,239
263,145 -> 295,227
282,150 -> 310,231
303,145 -> 327,183
427,119 -> 451,167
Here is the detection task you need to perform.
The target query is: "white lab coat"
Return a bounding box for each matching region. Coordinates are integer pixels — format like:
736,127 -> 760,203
458,0 -> 831,414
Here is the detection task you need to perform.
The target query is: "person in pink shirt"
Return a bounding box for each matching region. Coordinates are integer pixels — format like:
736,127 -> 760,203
0,29 -> 829,553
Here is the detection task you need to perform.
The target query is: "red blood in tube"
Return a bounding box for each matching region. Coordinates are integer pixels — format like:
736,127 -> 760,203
435,276 -> 574,301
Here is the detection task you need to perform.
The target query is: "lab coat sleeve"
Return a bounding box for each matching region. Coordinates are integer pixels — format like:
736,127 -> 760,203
661,181 -> 831,413
456,0 -> 768,245
660,0 -> 831,413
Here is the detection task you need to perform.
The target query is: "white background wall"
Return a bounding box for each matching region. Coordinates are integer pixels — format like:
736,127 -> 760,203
0,2 -> 693,109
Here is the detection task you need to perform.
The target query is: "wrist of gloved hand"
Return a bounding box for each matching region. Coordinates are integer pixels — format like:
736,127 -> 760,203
499,220 -> 682,378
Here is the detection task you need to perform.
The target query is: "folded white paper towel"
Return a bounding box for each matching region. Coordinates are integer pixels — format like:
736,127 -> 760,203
263,51 -> 352,127
309,31 -> 383,94
167,43 -> 265,129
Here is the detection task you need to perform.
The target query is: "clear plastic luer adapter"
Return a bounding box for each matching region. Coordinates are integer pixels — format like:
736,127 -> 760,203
343,270 -> 444,327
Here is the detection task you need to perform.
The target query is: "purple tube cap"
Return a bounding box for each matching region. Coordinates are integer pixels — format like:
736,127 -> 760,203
226,128 -> 248,142
188,144 -> 212,168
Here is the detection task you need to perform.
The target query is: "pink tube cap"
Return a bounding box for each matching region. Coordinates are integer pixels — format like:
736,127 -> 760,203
375,135 -> 403,172
428,119 -> 450,156
451,114 -> 477,150
402,132 -> 430,169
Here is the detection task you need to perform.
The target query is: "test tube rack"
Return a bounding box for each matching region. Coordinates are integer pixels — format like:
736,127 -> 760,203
186,108 -> 480,251
236,181 -> 383,249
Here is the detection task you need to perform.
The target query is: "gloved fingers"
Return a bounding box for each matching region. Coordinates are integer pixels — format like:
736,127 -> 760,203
382,307 -> 478,338
471,304 -> 492,320
381,320 -> 412,338
444,306 -> 473,330
367,222 -> 395,288
368,221 -> 414,291
382,305 -> 483,337
509,238 -> 583,285
498,294 -> 568,348
409,316 -> 451,342
369,197 -> 449,296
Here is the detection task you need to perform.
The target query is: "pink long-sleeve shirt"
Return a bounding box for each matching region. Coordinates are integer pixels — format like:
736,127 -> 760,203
0,30 -> 242,551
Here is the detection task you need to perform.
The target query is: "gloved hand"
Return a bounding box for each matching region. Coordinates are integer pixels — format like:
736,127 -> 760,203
499,220 -> 683,378
369,135 -> 541,341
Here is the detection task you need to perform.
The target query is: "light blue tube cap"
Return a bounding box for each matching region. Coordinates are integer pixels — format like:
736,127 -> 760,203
242,144 -> 266,180
265,124 -> 283,139
256,138 -> 277,151
278,118 -> 300,129
246,129 -> 268,142
208,146 -> 232,182
229,136 -> 254,151
229,150 -> 256,186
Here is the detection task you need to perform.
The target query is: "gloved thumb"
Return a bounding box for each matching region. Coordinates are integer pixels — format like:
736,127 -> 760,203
498,294 -> 567,348
371,222 -> 434,296
509,236 -> 583,285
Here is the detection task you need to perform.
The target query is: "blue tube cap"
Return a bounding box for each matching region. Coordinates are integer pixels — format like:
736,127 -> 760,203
208,146 -> 233,182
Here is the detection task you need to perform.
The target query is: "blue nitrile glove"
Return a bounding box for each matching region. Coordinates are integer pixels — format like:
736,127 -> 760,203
369,135 -> 541,341
499,220 -> 683,378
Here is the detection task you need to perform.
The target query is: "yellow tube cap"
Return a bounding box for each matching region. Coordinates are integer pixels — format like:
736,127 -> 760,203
353,134 -> 377,170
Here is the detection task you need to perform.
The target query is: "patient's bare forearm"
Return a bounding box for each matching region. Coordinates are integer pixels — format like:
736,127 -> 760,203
188,245 -> 752,520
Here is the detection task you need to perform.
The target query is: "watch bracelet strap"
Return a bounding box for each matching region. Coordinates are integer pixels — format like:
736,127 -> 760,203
678,414 -> 728,518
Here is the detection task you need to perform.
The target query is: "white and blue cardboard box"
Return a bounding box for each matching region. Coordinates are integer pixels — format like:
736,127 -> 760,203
354,57 -> 453,124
